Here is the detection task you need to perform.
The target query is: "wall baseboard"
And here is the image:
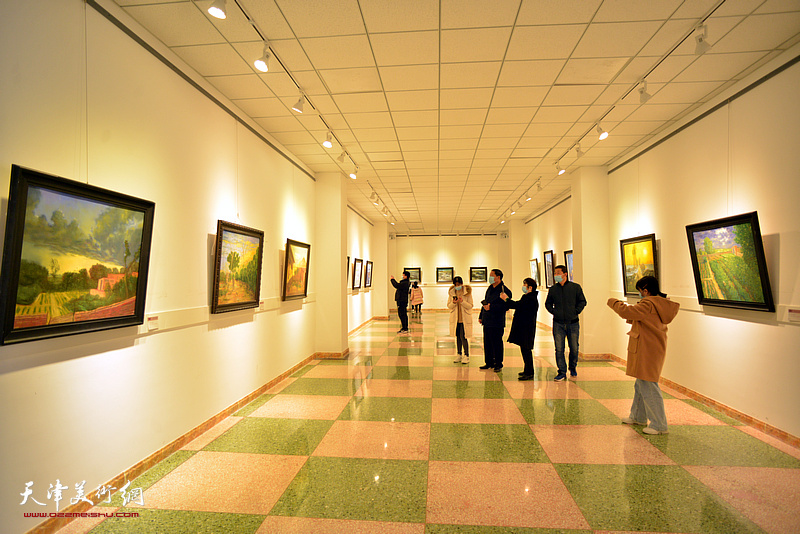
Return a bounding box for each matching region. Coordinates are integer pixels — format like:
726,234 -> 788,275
315,349 -> 350,360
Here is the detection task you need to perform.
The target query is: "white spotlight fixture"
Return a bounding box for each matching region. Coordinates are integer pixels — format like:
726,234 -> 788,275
694,24 -> 712,55
596,124 -> 609,141
510,205 -> 516,215
525,190 -> 532,201
208,0 -> 227,19
382,207 -> 389,217
390,220 -> 396,226
349,166 -> 358,180
337,151 -> 346,163
556,163 -> 565,176
575,143 -> 585,158
369,192 -> 379,204
291,94 -> 305,114
537,180 -> 543,192
515,201 -> 523,210
500,218 -> 506,224
322,131 -> 333,149
638,80 -> 652,104
254,42 -> 271,72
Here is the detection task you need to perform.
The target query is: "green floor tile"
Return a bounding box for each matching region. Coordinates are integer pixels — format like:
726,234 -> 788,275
556,464 -> 764,533
426,526 -> 591,534
574,381 -> 635,399
234,394 -> 275,417
644,425 -> 800,467
202,418 -> 332,455
368,366 -> 434,380
269,456 -> 428,522
350,341 -> 390,348
386,347 -> 425,355
682,398 -> 743,425
279,377 -> 360,396
429,423 -> 549,463
515,399 -> 621,425
88,509 -> 264,534
338,396 -> 432,422
291,365 -> 315,378
432,380 -> 511,399
573,361 -> 615,367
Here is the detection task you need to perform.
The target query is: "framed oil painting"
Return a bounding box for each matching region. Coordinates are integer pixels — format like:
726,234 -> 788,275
0,165 -> 155,344
212,221 -> 264,313
282,239 -> 310,301
686,212 -> 774,312
404,267 -> 421,283
352,258 -> 363,290
436,267 -> 454,284
529,259 -> 540,287
543,250 -> 555,288
470,267 -> 487,283
619,234 -> 658,297
365,260 -> 373,288
564,250 -> 574,281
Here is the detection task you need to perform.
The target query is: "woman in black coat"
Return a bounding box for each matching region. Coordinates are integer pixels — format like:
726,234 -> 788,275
500,277 -> 539,380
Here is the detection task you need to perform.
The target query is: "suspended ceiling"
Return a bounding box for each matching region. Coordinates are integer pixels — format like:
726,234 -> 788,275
109,0 -> 800,234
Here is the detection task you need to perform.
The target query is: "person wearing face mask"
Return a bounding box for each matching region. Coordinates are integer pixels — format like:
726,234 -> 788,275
545,264 -> 587,381
390,271 -> 411,334
607,276 -> 679,435
500,278 -> 539,380
448,276 -> 473,364
478,269 -> 511,372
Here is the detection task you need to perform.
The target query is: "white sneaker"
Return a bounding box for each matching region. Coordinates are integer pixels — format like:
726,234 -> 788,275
462,355 -> 470,364
453,354 -> 462,363
621,417 -> 647,425
642,426 -> 668,435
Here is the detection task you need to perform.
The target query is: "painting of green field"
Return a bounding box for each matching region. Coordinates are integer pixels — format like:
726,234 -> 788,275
691,223 -> 764,303
13,186 -> 144,329
623,240 -> 656,294
217,230 -> 261,305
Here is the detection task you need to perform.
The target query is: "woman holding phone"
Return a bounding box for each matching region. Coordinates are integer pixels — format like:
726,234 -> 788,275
448,276 -> 473,364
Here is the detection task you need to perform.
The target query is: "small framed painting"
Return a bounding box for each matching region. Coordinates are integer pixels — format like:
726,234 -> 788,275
544,250 -> 555,288
282,239 -> 310,301
365,260 -> 373,287
404,267 -> 421,283
470,267 -> 487,283
213,220 -> 265,313
0,165 -> 155,344
564,250 -> 574,281
352,258 -> 363,290
529,259 -> 540,287
436,267 -> 454,284
686,212 -> 774,312
619,234 -> 657,297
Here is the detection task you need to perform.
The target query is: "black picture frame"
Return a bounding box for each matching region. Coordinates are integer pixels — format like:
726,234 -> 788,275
564,249 -> 574,282
352,258 -> 363,289
365,260 -> 373,287
0,165 -> 155,344
686,212 -> 774,312
529,259 -> 540,288
404,267 -> 421,283
619,234 -> 658,297
470,267 -> 487,283
346,255 -> 350,286
282,238 -> 311,301
212,220 -> 264,313
544,250 -> 555,288
436,267 -> 454,284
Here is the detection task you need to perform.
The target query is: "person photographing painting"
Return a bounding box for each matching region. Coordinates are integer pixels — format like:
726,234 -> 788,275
390,271 -> 410,334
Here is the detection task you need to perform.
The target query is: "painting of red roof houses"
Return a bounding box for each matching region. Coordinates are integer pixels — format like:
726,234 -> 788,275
13,186 -> 145,329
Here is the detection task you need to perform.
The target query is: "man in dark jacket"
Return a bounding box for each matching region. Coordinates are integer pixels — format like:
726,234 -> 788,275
545,265 -> 587,381
501,277 -> 539,380
390,271 -> 411,334
478,268 -> 511,372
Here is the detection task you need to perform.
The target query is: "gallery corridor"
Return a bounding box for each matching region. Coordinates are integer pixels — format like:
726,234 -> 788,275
55,311 -> 800,534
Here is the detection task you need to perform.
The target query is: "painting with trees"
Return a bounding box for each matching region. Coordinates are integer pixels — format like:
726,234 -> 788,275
686,212 -> 774,312
619,234 -> 658,297
282,239 -> 310,300
0,165 -> 154,344
211,220 -> 263,313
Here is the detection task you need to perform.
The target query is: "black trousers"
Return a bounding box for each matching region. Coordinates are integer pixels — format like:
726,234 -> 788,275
483,326 -> 504,367
456,322 -> 469,356
397,304 -> 408,330
520,347 -> 533,375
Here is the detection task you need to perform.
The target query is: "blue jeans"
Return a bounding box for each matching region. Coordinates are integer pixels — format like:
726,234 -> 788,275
630,379 -> 668,432
553,321 -> 579,375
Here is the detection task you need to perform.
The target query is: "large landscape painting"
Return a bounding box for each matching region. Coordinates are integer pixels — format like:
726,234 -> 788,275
0,165 -> 154,344
686,212 -> 774,312
212,221 -> 263,313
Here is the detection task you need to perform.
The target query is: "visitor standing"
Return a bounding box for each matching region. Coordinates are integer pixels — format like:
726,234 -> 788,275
448,276 -> 473,364
500,277 -> 539,380
390,271 -> 410,334
478,269 -> 511,372
410,281 -> 424,315
545,265 -> 587,381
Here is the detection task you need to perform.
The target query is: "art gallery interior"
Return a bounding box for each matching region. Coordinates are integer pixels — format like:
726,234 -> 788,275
1,1 -> 799,533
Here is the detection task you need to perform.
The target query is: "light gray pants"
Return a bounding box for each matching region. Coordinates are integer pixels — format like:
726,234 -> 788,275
630,378 -> 668,432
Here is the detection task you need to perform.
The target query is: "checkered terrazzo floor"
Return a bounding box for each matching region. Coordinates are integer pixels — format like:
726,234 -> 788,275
56,311 -> 800,534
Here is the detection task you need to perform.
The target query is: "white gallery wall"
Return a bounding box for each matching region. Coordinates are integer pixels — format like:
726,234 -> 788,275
0,2 -> 320,532
393,235 -> 500,309
347,208 -> 379,332
605,58 -> 800,437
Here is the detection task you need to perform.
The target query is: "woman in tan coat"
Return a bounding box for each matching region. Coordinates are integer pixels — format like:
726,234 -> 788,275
607,276 -> 679,435
448,276 -> 473,364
